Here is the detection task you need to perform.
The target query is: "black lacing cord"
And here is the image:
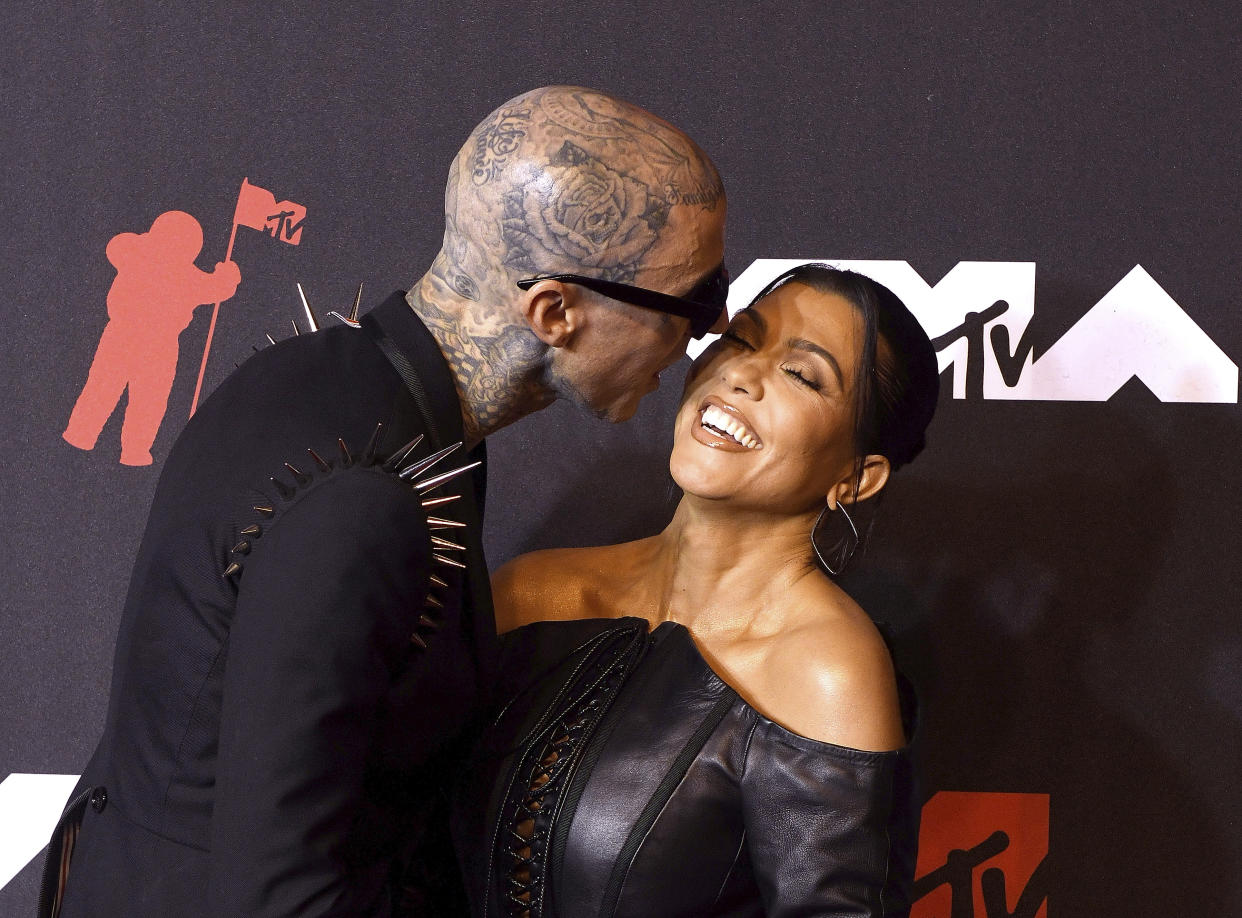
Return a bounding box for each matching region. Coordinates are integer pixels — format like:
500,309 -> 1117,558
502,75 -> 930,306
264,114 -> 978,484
501,640 -> 636,918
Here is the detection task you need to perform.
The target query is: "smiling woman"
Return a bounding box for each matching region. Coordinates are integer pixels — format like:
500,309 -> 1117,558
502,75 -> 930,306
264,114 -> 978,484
453,264 -> 942,918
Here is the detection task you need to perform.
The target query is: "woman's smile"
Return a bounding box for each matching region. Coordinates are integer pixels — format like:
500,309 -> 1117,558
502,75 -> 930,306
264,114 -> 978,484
694,396 -> 764,451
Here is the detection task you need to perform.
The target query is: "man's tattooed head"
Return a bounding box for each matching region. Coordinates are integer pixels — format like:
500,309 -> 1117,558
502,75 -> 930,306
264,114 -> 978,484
431,85 -> 725,308
411,86 -> 727,442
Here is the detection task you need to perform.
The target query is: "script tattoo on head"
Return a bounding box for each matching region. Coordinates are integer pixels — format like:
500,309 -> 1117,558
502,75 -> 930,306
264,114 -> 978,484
471,106 -> 532,186
413,86 -> 725,443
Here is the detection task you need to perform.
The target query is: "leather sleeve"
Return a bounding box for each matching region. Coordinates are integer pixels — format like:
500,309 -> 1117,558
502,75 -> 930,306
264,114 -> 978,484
208,468 -> 432,917
740,718 -> 919,918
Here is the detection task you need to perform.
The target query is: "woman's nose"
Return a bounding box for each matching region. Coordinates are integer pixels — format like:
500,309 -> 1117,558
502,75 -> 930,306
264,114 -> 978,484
722,353 -> 763,398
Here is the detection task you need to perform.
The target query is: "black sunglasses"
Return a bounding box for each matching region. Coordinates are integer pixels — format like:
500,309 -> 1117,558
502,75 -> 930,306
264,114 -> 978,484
515,263 -> 729,338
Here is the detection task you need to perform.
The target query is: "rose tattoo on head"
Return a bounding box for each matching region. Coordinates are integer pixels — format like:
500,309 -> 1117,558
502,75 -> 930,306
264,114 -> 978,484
501,142 -> 667,281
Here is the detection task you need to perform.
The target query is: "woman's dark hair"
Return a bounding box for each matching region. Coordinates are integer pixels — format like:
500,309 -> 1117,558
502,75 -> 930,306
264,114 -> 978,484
749,263 -> 940,483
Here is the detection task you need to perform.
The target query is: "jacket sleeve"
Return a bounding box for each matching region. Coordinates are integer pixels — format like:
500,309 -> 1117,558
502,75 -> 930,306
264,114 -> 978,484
740,718 -> 920,918
208,468 -> 432,917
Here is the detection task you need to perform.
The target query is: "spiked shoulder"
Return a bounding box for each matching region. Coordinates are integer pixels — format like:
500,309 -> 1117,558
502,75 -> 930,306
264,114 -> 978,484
222,423 -> 478,654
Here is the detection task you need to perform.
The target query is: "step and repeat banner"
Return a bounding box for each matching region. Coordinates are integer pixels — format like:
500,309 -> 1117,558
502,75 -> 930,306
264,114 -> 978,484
3,3 -> 1240,915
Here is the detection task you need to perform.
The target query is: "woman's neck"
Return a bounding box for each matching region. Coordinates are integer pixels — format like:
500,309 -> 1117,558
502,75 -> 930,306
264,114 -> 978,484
637,497 -> 823,641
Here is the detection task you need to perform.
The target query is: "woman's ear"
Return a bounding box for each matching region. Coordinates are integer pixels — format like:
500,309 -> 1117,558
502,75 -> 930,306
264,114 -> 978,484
827,454 -> 891,508
519,281 -> 582,347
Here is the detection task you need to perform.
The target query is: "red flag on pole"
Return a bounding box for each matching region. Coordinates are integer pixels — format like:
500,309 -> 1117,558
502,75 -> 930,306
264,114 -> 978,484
232,177 -> 307,245
189,178 -> 308,417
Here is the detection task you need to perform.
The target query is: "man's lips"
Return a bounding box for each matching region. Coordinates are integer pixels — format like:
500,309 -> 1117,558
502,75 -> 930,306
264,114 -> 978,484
693,396 -> 763,450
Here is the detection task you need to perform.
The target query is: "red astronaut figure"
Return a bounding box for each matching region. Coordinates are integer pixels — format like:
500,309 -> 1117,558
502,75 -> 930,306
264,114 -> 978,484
64,211 -> 241,466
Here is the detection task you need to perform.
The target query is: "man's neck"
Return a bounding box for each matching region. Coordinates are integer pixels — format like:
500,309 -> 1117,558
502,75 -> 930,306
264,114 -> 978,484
404,278 -> 553,448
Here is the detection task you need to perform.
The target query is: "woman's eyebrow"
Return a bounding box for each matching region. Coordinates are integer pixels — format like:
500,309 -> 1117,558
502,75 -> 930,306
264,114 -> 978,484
735,308 -> 765,332
788,337 -> 844,387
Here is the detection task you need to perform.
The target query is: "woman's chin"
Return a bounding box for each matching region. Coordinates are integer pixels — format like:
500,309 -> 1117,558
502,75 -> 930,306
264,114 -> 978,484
669,453 -> 738,502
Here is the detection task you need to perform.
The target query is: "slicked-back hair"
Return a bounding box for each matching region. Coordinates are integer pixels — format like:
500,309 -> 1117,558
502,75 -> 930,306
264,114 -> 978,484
748,263 -> 940,487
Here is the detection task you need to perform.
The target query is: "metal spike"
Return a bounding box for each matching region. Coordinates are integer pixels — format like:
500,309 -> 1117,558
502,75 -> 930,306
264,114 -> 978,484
231,540 -> 251,555
265,333 -> 277,346
350,283 -> 363,322
429,575 -> 449,590
433,553 -> 467,570
382,434 -> 425,473
421,494 -> 461,510
328,283 -> 364,328
241,524 -> 262,536
284,462 -> 311,485
426,516 -> 466,530
418,613 -> 439,629
223,562 -> 244,577
398,441 -> 462,480
297,282 -> 320,332
425,594 -> 445,609
410,633 -> 428,650
307,447 -> 332,473
337,438 -> 353,467
361,422 -> 384,465
253,505 -> 275,517
430,536 -> 465,552
291,319 -> 300,336
416,461 -> 482,494
271,477 -> 295,500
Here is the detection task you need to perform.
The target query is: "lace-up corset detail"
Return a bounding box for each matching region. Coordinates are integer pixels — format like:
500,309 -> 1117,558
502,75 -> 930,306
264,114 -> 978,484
498,625 -> 646,918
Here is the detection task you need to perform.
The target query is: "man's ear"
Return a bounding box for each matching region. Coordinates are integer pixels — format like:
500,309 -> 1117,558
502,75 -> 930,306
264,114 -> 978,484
519,280 -> 582,348
826,454 -> 891,508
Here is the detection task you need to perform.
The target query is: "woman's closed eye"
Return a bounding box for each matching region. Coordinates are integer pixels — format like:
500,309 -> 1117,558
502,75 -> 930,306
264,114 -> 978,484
720,328 -> 756,350
722,328 -> 822,390
783,365 -> 822,390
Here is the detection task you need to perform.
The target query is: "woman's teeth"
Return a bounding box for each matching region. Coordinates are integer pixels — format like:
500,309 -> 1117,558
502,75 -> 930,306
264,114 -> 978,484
701,405 -> 762,449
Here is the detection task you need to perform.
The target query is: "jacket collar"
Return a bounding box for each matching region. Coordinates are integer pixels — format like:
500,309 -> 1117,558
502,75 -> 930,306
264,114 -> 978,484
362,290 -> 466,452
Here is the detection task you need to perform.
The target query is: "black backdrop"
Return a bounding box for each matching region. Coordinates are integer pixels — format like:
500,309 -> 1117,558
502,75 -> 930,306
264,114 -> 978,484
3,2 -> 1241,915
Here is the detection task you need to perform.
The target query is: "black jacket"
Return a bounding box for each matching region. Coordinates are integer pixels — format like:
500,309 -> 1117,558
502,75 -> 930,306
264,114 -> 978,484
41,292 -> 495,918
453,617 -> 920,918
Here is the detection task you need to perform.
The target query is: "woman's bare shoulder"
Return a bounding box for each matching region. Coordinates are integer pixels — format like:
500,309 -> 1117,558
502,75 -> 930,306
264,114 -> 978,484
491,543 -> 635,633
752,581 -> 905,751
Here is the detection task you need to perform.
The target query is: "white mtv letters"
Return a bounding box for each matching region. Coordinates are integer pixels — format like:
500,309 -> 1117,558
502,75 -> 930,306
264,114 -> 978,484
994,265 -> 1237,402
703,260 -> 1238,404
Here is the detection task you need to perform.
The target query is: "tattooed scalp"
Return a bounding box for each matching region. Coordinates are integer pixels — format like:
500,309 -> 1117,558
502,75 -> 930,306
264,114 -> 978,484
410,85 -> 726,444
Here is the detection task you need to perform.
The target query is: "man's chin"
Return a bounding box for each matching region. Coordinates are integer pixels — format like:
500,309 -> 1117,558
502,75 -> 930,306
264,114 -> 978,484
558,376 -> 647,423
605,373 -> 672,422
589,389 -> 647,423
596,400 -> 639,423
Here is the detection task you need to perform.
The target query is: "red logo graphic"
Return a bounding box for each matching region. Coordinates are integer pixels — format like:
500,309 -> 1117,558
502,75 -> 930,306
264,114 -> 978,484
912,792 -> 1049,918
62,179 -> 305,465
62,211 -> 241,466
232,177 -> 307,245
190,179 -> 306,417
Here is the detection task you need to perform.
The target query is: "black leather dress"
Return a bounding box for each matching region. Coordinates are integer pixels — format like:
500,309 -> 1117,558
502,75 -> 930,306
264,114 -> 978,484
452,616 -> 920,918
